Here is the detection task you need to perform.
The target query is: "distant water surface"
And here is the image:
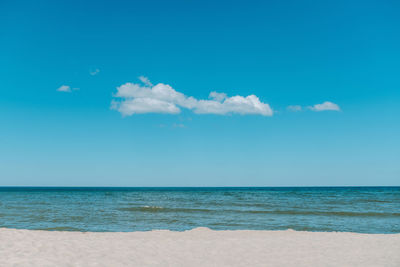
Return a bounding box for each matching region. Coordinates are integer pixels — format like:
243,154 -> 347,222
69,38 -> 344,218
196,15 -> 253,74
0,187 -> 399,233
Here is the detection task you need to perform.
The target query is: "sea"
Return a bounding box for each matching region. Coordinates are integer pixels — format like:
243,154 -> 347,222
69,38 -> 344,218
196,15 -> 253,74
0,187 -> 399,233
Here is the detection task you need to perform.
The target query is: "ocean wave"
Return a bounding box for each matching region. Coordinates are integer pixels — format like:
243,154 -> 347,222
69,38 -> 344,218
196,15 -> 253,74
117,206 -> 216,213
37,226 -> 83,231
243,210 -> 400,217
118,206 -> 400,218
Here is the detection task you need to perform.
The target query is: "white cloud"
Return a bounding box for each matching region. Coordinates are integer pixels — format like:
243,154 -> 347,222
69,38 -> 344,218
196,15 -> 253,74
56,85 -> 79,93
139,76 -> 153,87
113,82 -> 197,110
111,98 -> 180,116
57,85 -> 72,92
209,91 -> 227,102
90,69 -> 100,76
111,78 -> 273,116
194,95 -> 272,116
309,101 -> 340,112
287,105 -> 302,112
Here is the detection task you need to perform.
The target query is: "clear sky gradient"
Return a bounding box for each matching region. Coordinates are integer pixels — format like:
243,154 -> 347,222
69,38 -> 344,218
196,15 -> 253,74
0,0 -> 399,186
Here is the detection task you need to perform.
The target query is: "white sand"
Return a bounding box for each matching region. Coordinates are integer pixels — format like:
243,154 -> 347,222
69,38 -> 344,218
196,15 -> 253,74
0,228 -> 399,267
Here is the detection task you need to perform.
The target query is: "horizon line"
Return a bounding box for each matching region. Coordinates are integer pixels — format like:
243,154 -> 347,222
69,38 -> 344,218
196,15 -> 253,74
0,186 -> 398,188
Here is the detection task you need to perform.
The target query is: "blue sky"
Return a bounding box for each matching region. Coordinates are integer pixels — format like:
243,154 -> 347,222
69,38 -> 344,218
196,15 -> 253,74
0,0 -> 399,186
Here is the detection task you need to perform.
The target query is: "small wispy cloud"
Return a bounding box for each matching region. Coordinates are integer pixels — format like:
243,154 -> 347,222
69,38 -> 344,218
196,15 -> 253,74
139,76 -> 153,87
209,91 -> 227,102
309,101 -> 340,112
287,105 -> 302,112
287,102 -> 340,112
57,85 -> 72,92
90,69 -> 100,76
56,85 -> 79,93
111,77 -> 273,117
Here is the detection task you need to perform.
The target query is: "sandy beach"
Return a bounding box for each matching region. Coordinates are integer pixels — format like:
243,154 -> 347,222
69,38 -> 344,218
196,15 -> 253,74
0,227 -> 399,267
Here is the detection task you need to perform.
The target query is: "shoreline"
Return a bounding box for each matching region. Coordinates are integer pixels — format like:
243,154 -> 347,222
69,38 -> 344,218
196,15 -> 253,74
1,226 -> 399,234
1,227 -> 399,266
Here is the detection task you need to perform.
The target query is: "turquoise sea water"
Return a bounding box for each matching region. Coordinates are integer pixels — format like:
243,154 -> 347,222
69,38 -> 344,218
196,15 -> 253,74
0,187 -> 399,233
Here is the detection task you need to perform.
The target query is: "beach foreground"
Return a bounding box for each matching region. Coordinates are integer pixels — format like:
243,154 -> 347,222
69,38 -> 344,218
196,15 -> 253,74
1,228 -> 399,267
